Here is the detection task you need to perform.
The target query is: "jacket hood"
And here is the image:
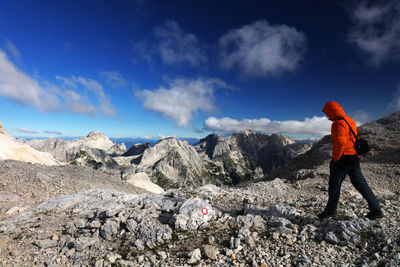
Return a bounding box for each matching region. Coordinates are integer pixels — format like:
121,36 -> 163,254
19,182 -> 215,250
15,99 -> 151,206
322,101 -> 346,121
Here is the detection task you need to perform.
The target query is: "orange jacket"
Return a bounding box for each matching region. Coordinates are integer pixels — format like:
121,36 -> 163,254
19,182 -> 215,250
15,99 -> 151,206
322,101 -> 359,162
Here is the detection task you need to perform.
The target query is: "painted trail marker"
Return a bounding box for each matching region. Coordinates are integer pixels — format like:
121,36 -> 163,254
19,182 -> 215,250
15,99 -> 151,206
201,207 -> 208,215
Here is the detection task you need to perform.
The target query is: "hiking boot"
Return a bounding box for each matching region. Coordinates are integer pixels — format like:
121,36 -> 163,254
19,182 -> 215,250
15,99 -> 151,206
317,210 -> 337,219
366,211 -> 384,220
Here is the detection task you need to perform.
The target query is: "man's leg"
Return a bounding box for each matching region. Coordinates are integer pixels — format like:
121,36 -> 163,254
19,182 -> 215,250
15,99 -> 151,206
323,161 -> 347,214
348,165 -> 382,214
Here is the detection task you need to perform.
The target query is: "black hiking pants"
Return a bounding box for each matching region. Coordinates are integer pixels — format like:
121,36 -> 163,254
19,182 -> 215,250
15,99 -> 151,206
324,155 -> 382,214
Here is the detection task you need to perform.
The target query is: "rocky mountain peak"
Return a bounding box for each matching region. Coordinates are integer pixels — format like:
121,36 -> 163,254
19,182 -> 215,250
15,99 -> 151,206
87,131 -> 106,139
268,134 -> 295,146
243,129 -> 253,136
122,143 -> 152,157
131,137 -> 214,189
195,134 -> 227,160
361,111 -> 400,132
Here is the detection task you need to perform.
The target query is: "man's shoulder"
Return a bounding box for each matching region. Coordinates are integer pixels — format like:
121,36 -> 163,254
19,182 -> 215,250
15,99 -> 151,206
343,115 -> 357,126
333,119 -> 347,128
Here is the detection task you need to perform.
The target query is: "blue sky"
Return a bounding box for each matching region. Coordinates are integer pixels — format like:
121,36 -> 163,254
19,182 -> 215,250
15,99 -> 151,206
0,0 -> 399,140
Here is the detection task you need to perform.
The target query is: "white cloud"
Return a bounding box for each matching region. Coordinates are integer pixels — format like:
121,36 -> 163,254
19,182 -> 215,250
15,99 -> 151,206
219,20 -> 307,76
386,85 -> 400,113
131,40 -> 154,65
0,48 -> 116,117
5,39 -> 20,59
62,89 -> 97,116
44,130 -> 63,135
56,75 -> 116,117
136,78 -> 228,127
0,50 -> 60,112
17,128 -> 39,134
154,20 -> 207,66
99,71 -> 128,88
351,109 -> 369,125
348,0 -> 400,66
204,116 -> 331,137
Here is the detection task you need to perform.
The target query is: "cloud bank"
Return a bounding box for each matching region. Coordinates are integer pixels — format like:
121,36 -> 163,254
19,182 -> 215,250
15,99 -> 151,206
348,0 -> 400,66
154,20 -> 207,66
136,78 -> 229,127
204,116 -> 331,137
219,20 -> 307,76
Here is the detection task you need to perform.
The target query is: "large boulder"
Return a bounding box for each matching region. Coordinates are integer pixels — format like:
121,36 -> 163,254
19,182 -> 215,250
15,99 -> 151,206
173,198 -> 215,230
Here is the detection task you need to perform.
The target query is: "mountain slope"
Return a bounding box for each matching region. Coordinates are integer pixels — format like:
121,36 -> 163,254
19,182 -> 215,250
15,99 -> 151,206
195,131 -> 311,182
124,137 -> 231,189
0,122 -> 58,165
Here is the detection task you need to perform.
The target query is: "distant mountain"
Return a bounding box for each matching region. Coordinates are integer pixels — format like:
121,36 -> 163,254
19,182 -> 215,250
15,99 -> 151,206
19,131 -> 126,170
123,137 -> 231,189
195,130 -> 311,183
110,137 -> 201,149
195,133 -> 263,185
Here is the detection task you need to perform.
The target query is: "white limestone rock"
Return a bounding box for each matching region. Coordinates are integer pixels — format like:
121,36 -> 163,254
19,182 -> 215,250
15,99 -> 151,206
174,198 -> 214,230
126,172 -> 164,194
0,122 -> 58,165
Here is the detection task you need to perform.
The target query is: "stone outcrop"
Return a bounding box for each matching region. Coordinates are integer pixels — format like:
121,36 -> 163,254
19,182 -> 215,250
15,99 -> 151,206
357,111 -> 400,163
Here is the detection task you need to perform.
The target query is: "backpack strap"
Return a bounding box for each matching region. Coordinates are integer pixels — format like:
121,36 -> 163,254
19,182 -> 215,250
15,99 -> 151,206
338,117 -> 359,141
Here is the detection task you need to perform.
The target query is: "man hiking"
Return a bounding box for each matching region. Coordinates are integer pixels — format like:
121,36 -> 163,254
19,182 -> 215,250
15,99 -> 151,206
318,101 -> 383,220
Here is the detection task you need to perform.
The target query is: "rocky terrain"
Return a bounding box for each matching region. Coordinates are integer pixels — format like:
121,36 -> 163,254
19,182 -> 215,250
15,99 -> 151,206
0,111 -> 399,266
0,171 -> 399,266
